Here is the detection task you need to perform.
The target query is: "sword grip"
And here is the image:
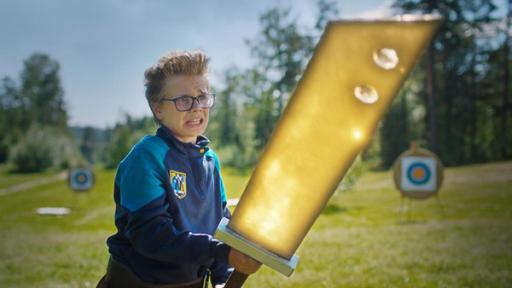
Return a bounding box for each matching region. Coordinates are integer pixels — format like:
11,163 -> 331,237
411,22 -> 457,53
224,270 -> 248,288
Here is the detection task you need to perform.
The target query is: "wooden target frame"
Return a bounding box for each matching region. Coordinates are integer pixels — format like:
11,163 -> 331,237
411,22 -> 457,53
393,142 -> 444,199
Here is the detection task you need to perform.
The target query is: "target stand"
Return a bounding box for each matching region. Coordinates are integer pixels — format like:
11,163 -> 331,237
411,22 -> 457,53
392,142 -> 444,222
397,193 -> 445,223
68,167 -> 95,192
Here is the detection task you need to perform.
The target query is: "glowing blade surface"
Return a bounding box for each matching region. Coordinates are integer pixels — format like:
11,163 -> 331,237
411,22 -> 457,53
229,17 -> 441,259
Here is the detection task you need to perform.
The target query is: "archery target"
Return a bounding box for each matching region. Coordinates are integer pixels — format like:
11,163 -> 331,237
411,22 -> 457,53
69,168 -> 94,191
400,156 -> 436,192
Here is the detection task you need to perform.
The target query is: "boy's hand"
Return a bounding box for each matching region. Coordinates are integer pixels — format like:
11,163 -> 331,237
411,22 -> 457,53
228,248 -> 262,275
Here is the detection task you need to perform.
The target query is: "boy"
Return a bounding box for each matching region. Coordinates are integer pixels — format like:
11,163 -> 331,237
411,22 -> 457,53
98,51 -> 260,288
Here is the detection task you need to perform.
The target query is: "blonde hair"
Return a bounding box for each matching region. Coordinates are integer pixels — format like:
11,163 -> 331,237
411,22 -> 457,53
144,50 -> 209,123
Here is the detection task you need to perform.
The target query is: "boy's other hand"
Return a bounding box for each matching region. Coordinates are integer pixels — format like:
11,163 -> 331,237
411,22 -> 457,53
228,248 -> 262,275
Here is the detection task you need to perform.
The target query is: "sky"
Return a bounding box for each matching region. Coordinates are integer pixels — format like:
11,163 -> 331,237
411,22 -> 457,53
0,0 -> 503,128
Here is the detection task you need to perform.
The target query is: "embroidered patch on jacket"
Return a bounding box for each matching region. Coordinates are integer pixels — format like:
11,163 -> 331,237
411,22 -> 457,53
170,170 -> 187,199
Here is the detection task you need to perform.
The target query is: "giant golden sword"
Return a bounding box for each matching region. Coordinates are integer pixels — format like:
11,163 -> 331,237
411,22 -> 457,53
215,15 -> 441,287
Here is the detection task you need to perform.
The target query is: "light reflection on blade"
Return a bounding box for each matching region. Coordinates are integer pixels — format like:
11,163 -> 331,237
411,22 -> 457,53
228,17 -> 441,259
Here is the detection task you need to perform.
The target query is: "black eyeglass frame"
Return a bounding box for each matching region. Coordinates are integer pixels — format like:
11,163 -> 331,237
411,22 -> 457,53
161,93 -> 216,112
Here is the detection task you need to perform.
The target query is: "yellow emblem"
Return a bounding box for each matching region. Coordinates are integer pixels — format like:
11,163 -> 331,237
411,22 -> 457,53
170,170 -> 187,199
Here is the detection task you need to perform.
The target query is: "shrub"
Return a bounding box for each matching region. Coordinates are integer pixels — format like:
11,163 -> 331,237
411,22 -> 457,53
339,155 -> 367,191
8,127 -> 54,172
8,125 -> 84,172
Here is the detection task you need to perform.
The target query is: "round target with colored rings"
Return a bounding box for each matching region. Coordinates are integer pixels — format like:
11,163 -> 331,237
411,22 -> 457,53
68,168 -> 95,192
393,144 -> 444,199
406,162 -> 431,185
75,172 -> 88,184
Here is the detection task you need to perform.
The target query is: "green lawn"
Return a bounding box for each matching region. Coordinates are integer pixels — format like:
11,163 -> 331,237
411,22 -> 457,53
0,162 -> 511,287
0,164 -> 59,190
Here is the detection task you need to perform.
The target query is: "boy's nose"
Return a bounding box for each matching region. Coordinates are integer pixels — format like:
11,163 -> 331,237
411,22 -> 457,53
191,98 -> 201,110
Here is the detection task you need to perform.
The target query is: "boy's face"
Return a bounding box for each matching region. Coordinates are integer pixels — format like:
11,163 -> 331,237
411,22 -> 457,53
154,74 -> 210,143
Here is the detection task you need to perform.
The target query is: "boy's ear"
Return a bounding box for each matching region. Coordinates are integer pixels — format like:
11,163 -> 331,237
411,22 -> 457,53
152,102 -> 164,121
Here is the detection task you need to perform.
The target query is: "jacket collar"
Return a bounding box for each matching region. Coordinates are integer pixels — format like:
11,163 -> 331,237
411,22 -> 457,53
156,125 -> 210,158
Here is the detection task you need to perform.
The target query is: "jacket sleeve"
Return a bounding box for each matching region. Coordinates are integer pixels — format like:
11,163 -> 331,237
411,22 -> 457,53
118,147 -> 230,265
209,153 -> 234,285
210,202 -> 233,285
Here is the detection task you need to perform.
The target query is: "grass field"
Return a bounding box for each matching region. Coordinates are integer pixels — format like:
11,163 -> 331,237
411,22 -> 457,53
0,164 -> 59,190
0,162 -> 511,287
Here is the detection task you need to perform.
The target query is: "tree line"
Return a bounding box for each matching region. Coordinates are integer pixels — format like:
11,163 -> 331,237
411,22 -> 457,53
0,54 -> 82,172
209,0 -> 511,169
1,0 -> 510,174
380,0 -> 509,168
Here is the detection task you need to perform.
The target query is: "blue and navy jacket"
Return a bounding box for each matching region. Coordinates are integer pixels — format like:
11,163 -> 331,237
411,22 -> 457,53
106,126 -> 232,286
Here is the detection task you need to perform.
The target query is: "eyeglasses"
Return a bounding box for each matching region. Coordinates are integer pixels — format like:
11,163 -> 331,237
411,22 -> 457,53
161,93 -> 215,112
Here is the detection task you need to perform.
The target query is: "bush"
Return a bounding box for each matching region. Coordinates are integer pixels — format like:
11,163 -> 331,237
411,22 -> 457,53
9,127 -> 54,172
8,125 -> 84,172
102,116 -> 157,169
53,132 -> 87,169
338,155 -> 367,191
216,144 -> 258,170
103,127 -> 149,169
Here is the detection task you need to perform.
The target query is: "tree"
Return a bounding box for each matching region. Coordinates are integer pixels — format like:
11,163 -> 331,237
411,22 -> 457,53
103,115 -> 157,169
0,76 -> 21,162
0,76 -> 30,163
392,0 -> 499,165
501,0 -> 512,158
20,53 -> 68,129
104,125 -> 133,169
246,7 -> 315,147
380,92 -> 411,168
207,1 -> 340,167
80,126 -> 97,164
314,0 -> 340,33
214,68 -> 242,147
0,53 -> 70,165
